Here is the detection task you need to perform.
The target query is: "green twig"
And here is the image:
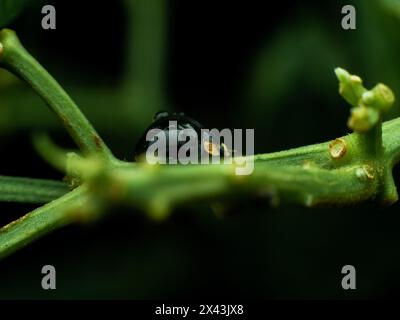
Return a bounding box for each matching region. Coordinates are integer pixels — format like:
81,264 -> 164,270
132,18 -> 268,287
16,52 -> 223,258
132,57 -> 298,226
32,133 -> 74,172
94,161 -> 379,220
0,29 -> 114,160
0,175 -> 68,204
0,185 -> 88,259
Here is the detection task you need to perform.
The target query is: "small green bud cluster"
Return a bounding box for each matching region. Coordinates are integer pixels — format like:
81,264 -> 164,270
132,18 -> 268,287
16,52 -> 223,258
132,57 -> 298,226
335,68 -> 395,132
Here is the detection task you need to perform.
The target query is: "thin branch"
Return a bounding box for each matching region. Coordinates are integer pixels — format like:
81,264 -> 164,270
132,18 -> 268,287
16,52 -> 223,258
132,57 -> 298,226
71,159 -> 379,220
0,185 -> 87,260
0,29 -> 114,160
0,175 -> 68,204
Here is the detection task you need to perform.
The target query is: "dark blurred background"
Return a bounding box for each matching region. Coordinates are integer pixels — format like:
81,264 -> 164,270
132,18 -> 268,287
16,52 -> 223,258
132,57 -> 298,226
1,0 -> 400,299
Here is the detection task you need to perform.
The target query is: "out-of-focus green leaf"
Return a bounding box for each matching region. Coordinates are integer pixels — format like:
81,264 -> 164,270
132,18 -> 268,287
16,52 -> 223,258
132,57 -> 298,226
0,0 -> 28,28
379,0 -> 400,18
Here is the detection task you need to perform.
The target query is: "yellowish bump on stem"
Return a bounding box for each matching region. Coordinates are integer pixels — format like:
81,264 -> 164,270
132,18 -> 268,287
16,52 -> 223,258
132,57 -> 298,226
363,165 -> 375,179
355,165 -> 375,181
329,138 -> 347,159
350,75 -> 362,83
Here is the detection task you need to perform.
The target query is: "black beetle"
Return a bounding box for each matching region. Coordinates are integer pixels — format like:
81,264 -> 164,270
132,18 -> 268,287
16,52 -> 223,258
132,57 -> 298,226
134,111 -> 230,163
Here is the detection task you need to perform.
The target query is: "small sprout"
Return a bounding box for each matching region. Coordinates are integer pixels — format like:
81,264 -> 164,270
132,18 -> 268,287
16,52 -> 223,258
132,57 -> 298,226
329,138 -> 347,159
355,165 -> 375,181
335,68 -> 395,133
362,83 -> 395,113
348,106 -> 380,132
335,68 -> 366,107
361,91 -> 374,104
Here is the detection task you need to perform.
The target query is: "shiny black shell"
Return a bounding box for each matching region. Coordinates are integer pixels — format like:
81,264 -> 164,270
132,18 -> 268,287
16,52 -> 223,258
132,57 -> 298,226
134,111 -> 225,162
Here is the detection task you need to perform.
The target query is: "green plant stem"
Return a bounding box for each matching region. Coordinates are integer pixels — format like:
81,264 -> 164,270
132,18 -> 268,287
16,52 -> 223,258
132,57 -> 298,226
0,157 -> 379,259
383,117 -> 400,163
2,113 -> 400,259
0,185 -> 87,259
0,175 -> 68,204
32,133 -> 73,172
248,117 -> 400,165
100,162 -> 379,219
0,29 -> 114,160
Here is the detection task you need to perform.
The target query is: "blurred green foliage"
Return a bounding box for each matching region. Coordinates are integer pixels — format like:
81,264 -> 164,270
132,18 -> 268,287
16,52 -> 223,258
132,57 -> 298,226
0,0 -> 29,28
